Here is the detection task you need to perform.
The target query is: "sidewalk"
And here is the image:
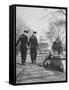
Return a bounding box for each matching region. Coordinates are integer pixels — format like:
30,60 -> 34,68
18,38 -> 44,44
16,52 -> 66,83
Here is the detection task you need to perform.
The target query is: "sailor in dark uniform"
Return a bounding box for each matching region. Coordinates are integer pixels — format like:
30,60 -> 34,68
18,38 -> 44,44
29,31 -> 38,64
16,30 -> 28,65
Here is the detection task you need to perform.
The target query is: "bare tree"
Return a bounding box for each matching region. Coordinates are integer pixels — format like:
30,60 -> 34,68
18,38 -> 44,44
46,22 -> 56,43
55,9 -> 66,16
40,9 -> 66,51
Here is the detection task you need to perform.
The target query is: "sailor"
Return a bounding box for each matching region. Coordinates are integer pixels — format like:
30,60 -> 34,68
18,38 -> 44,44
16,30 -> 28,65
29,31 -> 38,64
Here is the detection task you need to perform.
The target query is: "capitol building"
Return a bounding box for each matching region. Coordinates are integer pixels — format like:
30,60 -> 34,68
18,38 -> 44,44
38,33 -> 51,54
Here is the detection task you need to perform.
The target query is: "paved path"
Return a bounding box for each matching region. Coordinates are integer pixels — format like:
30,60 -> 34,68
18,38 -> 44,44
16,52 -> 66,84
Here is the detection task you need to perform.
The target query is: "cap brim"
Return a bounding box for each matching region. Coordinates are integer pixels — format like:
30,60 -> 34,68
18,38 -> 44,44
24,31 -> 28,33
33,32 -> 37,33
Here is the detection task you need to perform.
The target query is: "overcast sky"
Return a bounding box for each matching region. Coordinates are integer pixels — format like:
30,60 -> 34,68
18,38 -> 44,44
16,7 -> 49,36
16,6 -> 65,41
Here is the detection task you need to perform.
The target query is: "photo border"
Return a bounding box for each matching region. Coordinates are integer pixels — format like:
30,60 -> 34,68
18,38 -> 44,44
14,4 -> 67,85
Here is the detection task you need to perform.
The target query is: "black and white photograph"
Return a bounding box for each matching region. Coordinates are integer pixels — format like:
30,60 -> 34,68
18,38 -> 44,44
16,5 -> 67,84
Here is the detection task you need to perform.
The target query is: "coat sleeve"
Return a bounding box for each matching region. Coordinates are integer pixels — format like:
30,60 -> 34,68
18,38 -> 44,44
36,37 -> 38,47
28,37 -> 31,46
16,36 -> 21,47
26,36 -> 29,46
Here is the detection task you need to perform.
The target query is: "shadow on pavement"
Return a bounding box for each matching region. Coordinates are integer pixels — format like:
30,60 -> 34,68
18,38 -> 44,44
37,63 -> 64,72
16,62 -> 64,72
16,62 -> 33,65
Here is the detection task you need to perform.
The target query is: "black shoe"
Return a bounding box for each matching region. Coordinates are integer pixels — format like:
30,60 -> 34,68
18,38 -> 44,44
22,63 -> 25,65
31,60 -> 33,64
32,62 -> 33,64
34,60 -> 36,64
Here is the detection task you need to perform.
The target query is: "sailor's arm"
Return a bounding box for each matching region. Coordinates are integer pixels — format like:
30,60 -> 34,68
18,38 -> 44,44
16,36 -> 21,47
